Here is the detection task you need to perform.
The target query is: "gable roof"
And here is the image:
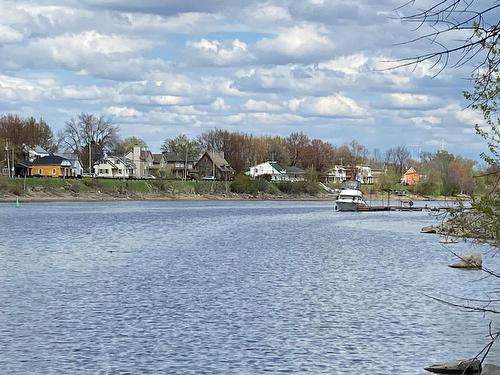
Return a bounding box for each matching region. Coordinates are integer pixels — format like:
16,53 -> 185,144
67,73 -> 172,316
285,166 -> 306,174
162,152 -> 184,162
404,167 -> 417,175
205,151 -> 234,172
152,153 -> 164,163
32,155 -> 70,165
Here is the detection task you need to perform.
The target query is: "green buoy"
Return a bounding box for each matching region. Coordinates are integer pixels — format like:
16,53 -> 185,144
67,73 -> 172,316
15,196 -> 20,208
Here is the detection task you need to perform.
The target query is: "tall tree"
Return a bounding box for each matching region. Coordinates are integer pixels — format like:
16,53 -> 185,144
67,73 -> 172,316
161,134 -> 201,160
114,136 -> 147,155
58,113 -> 119,172
286,132 -> 310,166
385,145 -> 411,175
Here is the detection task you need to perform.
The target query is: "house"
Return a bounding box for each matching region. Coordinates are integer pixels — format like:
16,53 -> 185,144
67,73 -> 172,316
357,166 -> 373,184
32,155 -> 73,177
55,153 -> 83,177
247,161 -> 287,181
369,162 -> 386,185
401,167 -> 420,185
324,165 -> 347,184
14,160 -> 32,177
324,165 -> 373,184
161,152 -> 196,180
246,161 -> 306,182
196,151 -> 234,181
125,146 -> 153,179
24,145 -> 50,162
93,157 -> 136,179
284,166 -> 306,182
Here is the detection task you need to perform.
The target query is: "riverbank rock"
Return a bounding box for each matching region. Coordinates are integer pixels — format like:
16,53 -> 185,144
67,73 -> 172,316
424,358 -> 481,373
421,224 -> 442,234
448,252 -> 482,269
483,364 -> 500,375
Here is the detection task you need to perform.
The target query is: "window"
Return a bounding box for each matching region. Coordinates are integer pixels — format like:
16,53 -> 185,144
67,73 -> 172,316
38,169 -> 42,174
52,168 -> 56,175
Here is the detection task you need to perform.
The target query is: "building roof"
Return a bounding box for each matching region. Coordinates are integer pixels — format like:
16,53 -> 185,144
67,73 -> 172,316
32,155 -> 70,165
206,151 -> 234,172
15,160 -> 32,167
55,153 -> 79,162
285,166 -> 306,174
141,150 -> 153,161
162,152 -> 184,162
405,167 -> 417,175
152,153 -> 164,164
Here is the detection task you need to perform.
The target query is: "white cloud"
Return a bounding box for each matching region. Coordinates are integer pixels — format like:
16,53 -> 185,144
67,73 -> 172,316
244,99 -> 283,112
386,93 -> 442,110
318,54 -> 369,77
0,74 -> 55,102
106,106 -> 141,117
185,38 -> 253,66
0,24 -> 24,43
256,24 -> 334,62
288,95 -> 365,118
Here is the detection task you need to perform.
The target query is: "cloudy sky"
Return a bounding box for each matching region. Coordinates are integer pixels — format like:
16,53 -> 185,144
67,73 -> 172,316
0,0 -> 493,159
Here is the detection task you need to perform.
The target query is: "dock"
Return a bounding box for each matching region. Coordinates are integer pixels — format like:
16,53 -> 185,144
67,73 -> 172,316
357,205 -> 424,212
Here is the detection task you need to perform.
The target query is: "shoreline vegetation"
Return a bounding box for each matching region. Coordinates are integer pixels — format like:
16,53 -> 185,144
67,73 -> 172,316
0,176 -> 458,203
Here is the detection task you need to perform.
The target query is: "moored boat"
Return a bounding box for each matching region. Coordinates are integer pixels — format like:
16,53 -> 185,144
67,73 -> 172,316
335,180 -> 368,211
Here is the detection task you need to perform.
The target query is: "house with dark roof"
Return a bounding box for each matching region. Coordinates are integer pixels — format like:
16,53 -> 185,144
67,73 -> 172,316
161,152 -> 197,180
32,155 -> 73,177
195,151 -> 234,181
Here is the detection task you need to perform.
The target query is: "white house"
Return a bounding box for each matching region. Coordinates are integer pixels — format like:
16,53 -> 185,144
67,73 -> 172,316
357,166 -> 373,184
125,146 -> 153,179
93,157 -> 136,178
324,165 -> 347,183
24,145 -> 50,162
246,161 -> 305,182
247,161 -> 287,181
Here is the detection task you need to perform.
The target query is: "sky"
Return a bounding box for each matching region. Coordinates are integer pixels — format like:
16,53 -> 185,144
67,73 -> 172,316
0,0 -> 495,159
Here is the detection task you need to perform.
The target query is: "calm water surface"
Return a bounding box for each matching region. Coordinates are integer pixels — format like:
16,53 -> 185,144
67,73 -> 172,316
0,200 -> 498,374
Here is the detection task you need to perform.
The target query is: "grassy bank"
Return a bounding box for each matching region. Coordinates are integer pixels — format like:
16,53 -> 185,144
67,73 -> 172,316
0,176 -> 331,201
0,176 -> 458,202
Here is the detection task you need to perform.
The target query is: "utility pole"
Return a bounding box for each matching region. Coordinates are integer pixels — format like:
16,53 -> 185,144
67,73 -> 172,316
184,147 -> 188,181
5,141 -> 10,178
88,141 -> 92,175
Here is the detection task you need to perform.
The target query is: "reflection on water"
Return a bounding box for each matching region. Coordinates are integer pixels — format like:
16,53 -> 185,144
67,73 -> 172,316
0,200 -> 498,374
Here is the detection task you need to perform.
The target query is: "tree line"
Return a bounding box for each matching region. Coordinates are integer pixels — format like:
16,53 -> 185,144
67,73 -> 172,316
0,112 -> 483,196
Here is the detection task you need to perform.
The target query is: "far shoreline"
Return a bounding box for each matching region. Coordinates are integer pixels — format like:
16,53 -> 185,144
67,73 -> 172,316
0,191 -> 459,204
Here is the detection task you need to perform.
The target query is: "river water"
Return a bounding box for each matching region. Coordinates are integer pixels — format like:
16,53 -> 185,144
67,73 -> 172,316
0,200 -> 498,374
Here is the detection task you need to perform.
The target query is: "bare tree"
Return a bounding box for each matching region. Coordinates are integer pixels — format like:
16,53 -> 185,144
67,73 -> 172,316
286,132 -> 310,166
58,113 -> 119,172
395,1 -> 499,81
385,145 -> 411,175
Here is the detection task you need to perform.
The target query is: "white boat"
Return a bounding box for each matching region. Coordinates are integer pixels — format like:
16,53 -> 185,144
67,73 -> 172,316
336,188 -> 368,211
335,179 -> 369,211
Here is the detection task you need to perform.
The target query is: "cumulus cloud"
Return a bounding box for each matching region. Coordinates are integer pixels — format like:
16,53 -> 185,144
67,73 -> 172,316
185,38 -> 254,66
106,106 -> 141,117
0,0 -> 485,159
0,24 -> 24,43
255,24 -> 334,63
288,95 -> 366,118
244,99 -> 283,112
384,93 -> 443,110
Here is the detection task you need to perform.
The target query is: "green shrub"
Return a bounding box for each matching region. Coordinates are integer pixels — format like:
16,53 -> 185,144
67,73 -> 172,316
230,174 -> 257,194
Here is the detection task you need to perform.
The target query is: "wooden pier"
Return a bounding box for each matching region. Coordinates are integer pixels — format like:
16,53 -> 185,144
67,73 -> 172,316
356,205 -> 424,212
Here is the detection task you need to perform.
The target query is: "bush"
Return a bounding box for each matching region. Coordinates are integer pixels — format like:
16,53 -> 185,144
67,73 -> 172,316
230,174 -> 257,194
